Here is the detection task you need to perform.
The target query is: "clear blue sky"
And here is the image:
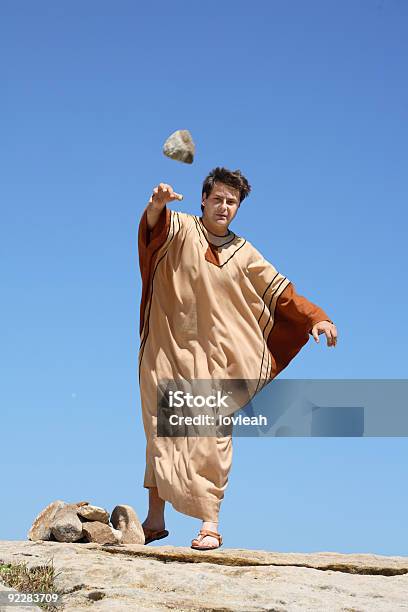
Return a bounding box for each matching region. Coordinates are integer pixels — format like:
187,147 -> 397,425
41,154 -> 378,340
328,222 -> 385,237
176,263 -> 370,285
1,0 -> 407,556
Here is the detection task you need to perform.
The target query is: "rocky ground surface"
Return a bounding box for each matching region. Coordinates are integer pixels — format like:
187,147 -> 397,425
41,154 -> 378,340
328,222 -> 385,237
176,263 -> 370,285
0,540 -> 407,611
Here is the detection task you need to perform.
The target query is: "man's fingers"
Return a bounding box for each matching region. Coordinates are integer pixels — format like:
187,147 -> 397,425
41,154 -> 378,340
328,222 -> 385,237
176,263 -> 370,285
158,183 -> 173,192
150,184 -> 183,204
152,185 -> 170,201
326,329 -> 336,346
330,325 -> 338,347
312,323 -> 338,347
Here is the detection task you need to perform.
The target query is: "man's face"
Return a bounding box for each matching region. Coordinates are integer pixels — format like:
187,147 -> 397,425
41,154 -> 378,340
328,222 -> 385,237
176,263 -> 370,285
201,182 -> 240,234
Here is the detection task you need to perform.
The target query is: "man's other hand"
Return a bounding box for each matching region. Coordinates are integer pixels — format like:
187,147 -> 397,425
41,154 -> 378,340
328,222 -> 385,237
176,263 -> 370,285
311,321 -> 338,347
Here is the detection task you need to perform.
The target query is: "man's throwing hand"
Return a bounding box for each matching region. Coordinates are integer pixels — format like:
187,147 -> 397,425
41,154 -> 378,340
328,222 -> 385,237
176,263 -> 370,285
311,321 -> 338,347
148,183 -> 183,208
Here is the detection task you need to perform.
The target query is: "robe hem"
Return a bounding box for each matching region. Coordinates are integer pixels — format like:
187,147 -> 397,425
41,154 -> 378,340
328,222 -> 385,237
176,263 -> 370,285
143,484 -> 221,521
166,494 -> 221,522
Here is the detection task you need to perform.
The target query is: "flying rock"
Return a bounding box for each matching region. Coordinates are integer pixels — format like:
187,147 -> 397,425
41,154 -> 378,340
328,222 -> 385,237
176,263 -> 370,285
163,129 -> 195,164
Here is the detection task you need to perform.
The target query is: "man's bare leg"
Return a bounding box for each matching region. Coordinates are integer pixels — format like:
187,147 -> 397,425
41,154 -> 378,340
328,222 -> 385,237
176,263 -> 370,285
143,489 -> 219,547
142,486 -> 166,531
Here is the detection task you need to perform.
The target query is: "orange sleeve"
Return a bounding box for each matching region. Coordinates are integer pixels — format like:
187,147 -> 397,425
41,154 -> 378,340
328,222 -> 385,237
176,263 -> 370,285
267,282 -> 333,378
137,205 -> 172,335
138,205 -> 171,276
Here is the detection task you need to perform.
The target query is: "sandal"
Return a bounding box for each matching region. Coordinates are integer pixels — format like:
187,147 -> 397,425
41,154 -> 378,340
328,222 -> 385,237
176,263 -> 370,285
191,529 -> 223,550
143,527 -> 169,545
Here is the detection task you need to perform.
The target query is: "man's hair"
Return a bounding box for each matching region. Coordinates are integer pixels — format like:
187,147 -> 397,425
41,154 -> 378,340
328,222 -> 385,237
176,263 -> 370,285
201,167 -> 251,213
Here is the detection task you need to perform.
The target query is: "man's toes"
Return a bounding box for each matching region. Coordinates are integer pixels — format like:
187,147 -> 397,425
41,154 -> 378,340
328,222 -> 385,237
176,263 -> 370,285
192,534 -> 220,548
201,537 -> 217,548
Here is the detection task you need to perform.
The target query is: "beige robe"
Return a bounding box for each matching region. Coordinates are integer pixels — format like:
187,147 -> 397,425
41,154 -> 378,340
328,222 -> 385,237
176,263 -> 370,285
138,205 -> 332,521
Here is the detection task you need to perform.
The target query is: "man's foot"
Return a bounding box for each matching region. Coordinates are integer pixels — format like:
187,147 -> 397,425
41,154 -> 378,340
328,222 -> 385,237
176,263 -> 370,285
191,529 -> 223,550
142,520 -> 168,544
143,488 -> 167,544
191,521 -> 222,550
142,519 -> 165,531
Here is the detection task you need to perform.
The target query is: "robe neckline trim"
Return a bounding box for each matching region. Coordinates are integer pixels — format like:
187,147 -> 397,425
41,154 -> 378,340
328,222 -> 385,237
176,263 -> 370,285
197,216 -> 236,248
193,216 -> 246,268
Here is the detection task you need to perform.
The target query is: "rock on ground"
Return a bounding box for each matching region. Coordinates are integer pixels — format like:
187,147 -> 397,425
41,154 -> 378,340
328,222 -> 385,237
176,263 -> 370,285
77,505 -> 109,524
27,500 -> 67,542
0,541 -> 407,611
82,522 -> 122,545
50,506 -> 83,543
110,504 -> 145,544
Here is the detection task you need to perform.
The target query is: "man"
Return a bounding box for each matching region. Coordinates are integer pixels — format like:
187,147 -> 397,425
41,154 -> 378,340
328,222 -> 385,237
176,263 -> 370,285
138,167 -> 337,550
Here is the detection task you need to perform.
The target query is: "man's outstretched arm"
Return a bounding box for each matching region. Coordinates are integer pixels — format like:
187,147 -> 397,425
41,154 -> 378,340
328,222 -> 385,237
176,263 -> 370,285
277,282 -> 337,347
265,281 -> 337,378
274,282 -> 337,347
137,183 -> 183,336
138,183 -> 183,275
